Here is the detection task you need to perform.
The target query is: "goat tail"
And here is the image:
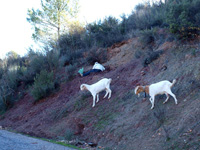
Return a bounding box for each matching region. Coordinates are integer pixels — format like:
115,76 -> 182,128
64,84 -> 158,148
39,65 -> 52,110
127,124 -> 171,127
171,79 -> 176,87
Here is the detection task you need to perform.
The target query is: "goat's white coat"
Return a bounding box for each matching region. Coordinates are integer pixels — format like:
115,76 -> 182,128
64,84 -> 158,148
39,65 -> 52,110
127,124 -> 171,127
135,79 -> 178,109
80,78 -> 112,107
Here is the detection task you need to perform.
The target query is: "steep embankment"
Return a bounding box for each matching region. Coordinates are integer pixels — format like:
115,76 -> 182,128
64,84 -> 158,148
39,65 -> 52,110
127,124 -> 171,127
0,37 -> 200,150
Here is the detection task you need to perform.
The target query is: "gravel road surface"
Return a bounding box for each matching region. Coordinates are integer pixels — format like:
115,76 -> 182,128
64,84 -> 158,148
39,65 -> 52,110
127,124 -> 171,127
0,130 -> 76,150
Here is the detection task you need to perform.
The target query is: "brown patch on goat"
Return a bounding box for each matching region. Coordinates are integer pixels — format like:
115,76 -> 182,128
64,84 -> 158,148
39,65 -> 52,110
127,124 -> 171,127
136,86 -> 149,95
136,86 -> 145,95
144,86 -> 149,94
83,85 -> 87,91
81,85 -> 87,91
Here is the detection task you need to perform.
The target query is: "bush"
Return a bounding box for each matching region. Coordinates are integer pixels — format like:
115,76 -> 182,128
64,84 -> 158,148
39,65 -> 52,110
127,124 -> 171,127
143,51 -> 163,67
166,0 -> 200,39
31,70 -> 56,102
59,49 -> 85,67
64,129 -> 74,141
86,46 -> 108,65
28,52 -> 47,75
58,30 -> 86,56
86,16 -> 124,48
65,64 -> 77,80
0,55 -> 28,112
139,29 -> 156,47
45,48 -> 59,71
0,76 -> 15,111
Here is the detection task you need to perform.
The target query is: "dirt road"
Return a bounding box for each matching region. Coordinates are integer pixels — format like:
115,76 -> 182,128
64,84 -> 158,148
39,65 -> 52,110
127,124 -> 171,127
0,130 -> 75,150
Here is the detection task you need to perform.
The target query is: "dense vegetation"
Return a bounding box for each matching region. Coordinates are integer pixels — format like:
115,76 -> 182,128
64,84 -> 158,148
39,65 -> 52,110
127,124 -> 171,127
0,0 -> 200,113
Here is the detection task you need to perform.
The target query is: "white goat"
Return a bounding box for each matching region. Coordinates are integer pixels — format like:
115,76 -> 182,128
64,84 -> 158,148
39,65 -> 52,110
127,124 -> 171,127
135,79 -> 178,109
80,78 -> 112,107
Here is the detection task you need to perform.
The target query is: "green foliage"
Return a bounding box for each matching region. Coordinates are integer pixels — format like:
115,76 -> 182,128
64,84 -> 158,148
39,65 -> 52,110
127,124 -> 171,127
0,72 -> 17,112
124,2 -> 166,33
21,48 -> 59,85
143,51 -> 163,67
59,28 -> 86,56
86,47 -> 107,65
0,79 -> 14,112
45,49 -> 59,70
64,130 -> 74,141
0,51 -> 30,112
28,51 -> 47,74
86,16 -> 124,48
139,29 -> 156,47
6,51 -> 21,68
166,0 -> 200,39
27,0 -> 80,44
31,70 -> 55,102
58,17 -> 120,68
65,64 -> 77,80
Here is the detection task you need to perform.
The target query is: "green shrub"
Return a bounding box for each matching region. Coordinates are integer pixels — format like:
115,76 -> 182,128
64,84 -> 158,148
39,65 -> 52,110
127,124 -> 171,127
31,70 -> 55,102
0,56 -> 28,111
166,0 -> 200,39
64,129 -> 74,141
86,46 -> 108,65
5,70 -> 18,90
86,16 -> 124,48
65,64 -> 77,80
59,49 -> 85,67
23,49 -> 60,87
143,51 -> 163,67
0,77 -> 15,111
139,29 -> 156,47
58,30 -> 86,56
45,48 -> 59,71
134,49 -> 143,59
28,52 -> 47,75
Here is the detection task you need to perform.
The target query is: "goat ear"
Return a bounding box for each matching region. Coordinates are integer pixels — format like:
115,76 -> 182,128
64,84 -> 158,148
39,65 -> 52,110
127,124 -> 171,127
135,86 -> 143,96
134,86 -> 139,94
82,85 -> 87,90
80,85 -> 84,90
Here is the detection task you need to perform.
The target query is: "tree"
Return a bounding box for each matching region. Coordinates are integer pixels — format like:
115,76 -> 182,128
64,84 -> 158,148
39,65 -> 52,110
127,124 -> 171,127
6,51 -> 19,60
27,0 -> 79,45
6,51 -> 20,68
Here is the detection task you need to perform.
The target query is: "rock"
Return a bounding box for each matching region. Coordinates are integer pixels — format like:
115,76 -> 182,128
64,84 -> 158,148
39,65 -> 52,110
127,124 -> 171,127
88,142 -> 98,147
160,65 -> 167,71
141,70 -> 146,76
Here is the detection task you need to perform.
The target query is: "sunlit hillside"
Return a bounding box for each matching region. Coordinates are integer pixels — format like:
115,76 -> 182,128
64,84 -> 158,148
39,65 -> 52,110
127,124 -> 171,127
0,0 -> 200,149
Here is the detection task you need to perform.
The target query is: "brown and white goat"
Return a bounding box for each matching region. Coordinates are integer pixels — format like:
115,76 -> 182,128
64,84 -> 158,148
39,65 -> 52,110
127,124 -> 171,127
135,79 -> 178,109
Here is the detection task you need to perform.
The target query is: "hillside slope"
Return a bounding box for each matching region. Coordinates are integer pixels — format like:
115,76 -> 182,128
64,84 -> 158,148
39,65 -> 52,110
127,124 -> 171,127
0,37 -> 200,150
